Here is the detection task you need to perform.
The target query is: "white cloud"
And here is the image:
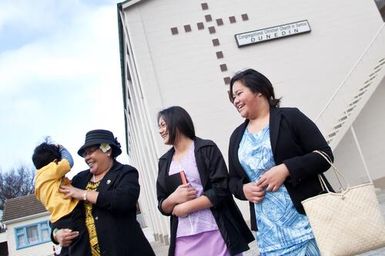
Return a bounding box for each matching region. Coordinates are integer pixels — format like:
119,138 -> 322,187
0,0 -> 128,174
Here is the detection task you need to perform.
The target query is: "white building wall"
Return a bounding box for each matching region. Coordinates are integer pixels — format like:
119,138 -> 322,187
0,232 -> 6,243
121,0 -> 383,148
119,0 -> 385,242
332,78 -> 385,187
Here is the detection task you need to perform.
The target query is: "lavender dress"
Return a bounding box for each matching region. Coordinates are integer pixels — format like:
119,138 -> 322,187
169,143 -> 232,256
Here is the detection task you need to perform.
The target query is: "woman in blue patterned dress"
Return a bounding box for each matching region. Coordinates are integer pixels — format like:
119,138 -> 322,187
227,69 -> 334,256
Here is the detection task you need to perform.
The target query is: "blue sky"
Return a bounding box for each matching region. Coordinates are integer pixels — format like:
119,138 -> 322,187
0,0 -> 128,176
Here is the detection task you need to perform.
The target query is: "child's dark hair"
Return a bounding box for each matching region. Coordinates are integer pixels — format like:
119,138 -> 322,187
32,138 -> 61,169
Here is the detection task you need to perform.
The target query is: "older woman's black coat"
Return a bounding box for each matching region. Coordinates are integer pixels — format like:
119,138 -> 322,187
70,161 -> 155,256
228,107 -> 334,231
157,137 -> 254,256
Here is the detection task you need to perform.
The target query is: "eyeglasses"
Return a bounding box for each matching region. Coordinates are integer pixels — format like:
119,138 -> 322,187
82,146 -> 99,158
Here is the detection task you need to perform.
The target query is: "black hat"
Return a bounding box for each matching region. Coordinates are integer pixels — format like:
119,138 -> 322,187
78,129 -> 122,157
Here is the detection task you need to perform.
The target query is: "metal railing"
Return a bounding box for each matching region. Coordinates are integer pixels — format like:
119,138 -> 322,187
316,24 -> 385,150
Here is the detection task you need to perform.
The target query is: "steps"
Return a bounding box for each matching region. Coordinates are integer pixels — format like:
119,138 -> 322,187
316,24 -> 385,150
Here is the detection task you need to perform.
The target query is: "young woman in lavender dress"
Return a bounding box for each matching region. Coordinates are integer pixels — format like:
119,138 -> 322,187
156,106 -> 254,256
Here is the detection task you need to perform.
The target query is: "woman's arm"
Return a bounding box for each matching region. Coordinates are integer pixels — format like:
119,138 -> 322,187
256,163 -> 289,192
200,144 -> 229,207
60,185 -> 98,204
228,130 -> 266,202
228,132 -> 249,201
64,164 -> 142,213
95,165 -> 140,213
281,108 -> 333,185
172,195 -> 212,217
160,184 -> 197,214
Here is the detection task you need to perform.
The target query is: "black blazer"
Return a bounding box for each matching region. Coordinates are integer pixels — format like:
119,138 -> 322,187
228,107 -> 333,230
71,161 -> 155,256
157,137 -> 254,256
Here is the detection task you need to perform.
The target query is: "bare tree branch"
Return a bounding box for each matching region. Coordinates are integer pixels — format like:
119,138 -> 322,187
0,165 -> 34,210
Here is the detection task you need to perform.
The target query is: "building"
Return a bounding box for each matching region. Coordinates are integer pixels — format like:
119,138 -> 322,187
2,195 -> 54,256
0,215 -> 7,256
117,0 -> 385,244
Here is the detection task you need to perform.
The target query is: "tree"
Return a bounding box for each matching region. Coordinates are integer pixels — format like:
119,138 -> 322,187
0,165 -> 34,210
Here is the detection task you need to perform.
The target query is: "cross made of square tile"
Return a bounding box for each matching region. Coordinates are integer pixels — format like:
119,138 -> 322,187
169,2 -> 249,85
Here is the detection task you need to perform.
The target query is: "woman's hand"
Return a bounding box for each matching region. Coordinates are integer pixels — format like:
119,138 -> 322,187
170,184 -> 197,204
257,163 -> 289,192
172,203 -> 190,217
161,184 -> 197,214
54,228 -> 79,247
243,182 -> 265,203
59,184 -> 84,200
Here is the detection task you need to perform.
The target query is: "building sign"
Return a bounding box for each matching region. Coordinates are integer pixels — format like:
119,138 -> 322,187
235,20 -> 311,47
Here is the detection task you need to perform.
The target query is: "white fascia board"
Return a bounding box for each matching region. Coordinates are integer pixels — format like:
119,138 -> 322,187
120,0 -> 144,9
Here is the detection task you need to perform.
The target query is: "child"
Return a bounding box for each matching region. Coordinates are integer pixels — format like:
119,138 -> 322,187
33,140 -> 90,256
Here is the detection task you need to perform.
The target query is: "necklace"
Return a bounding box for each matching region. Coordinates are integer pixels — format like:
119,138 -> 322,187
92,175 -> 101,183
91,162 -> 113,183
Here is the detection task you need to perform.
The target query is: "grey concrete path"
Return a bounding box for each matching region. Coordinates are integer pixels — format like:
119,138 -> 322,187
149,189 -> 385,256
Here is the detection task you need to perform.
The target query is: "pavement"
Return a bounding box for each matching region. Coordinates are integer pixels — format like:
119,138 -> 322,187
148,189 -> 385,256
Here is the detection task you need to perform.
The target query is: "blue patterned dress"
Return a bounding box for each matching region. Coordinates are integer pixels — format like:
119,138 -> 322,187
238,126 -> 320,256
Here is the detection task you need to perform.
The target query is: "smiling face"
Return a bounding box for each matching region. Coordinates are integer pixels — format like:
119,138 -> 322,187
82,145 -> 112,175
232,80 -> 262,119
158,116 -> 170,145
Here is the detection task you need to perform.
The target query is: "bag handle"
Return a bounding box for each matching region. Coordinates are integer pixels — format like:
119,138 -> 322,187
313,150 -> 349,192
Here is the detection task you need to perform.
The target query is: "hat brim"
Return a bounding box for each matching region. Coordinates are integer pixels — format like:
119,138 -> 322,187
77,141 -> 122,157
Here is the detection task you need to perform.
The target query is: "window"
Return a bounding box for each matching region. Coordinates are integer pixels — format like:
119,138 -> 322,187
205,14 -> 212,22
170,27 -> 178,35
374,0 -> 385,21
216,51 -> 224,59
216,18 -> 224,26
208,26 -> 216,34
241,13 -> 249,21
184,25 -> 192,32
220,64 -> 228,72
15,221 -> 51,249
212,38 -> 220,46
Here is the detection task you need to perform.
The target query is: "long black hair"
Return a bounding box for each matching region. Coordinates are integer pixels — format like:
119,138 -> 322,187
157,106 -> 195,145
229,68 -> 281,107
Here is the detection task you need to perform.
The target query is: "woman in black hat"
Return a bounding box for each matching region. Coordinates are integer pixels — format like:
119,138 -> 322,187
53,129 -> 155,256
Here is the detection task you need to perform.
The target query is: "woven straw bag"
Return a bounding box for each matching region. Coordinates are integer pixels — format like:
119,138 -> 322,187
302,150 -> 385,256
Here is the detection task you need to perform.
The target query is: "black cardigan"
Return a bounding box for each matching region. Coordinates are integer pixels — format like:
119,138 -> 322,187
157,137 -> 254,256
71,161 -> 155,256
228,107 -> 333,230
